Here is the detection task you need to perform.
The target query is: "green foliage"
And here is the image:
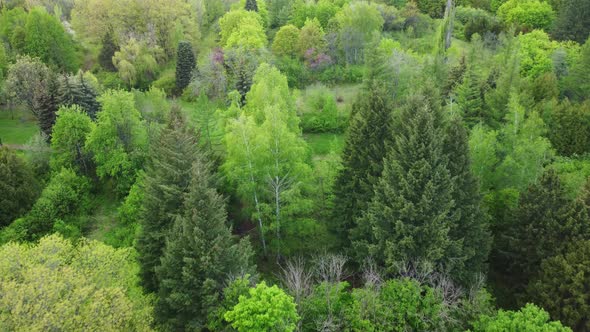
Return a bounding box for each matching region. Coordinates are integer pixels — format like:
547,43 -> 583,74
0,234 -> 154,331
290,0 -> 339,28
299,85 -> 342,133
552,0 -> 590,43
136,106 -> 199,292
99,29 -> 118,71
272,24 -> 300,57
0,147 -> 39,227
207,275 -> 254,331
175,41 -> 195,93
497,0 -> 555,31
85,90 -> 147,194
225,281 -> 300,332
518,30 -> 556,78
245,0 -> 258,11
50,105 -> 95,175
456,6 -> 501,41
473,303 -> 572,331
155,155 -> 254,331
57,71 -> 101,120
335,1 -> 385,64
219,10 -> 266,49
23,7 -> 79,71
564,36 -> 590,101
549,100 -> 590,156
332,85 -> 392,250
113,38 -> 162,89
455,64 -> 485,126
297,18 -> 325,58
528,240 -> 590,332
24,168 -> 90,240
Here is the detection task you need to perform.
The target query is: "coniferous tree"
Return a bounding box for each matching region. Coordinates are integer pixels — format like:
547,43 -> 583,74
552,0 -> 590,44
175,41 -> 196,93
331,83 -> 392,249
155,156 -> 254,331
99,29 -> 118,72
136,106 -> 200,293
37,72 -> 59,139
354,89 -> 461,275
58,73 -> 101,120
455,65 -> 484,127
245,0 -> 258,12
443,55 -> 466,97
444,117 -> 491,285
500,169 -> 590,303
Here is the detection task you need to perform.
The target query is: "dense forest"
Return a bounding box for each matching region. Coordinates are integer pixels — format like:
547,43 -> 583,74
0,0 -> 589,330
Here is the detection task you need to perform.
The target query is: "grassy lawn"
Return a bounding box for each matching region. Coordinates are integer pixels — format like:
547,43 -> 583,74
0,110 -> 38,145
304,133 -> 345,156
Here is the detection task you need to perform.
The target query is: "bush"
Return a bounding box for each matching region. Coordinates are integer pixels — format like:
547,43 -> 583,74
152,68 -> 177,97
456,6 -> 502,41
299,85 -> 345,133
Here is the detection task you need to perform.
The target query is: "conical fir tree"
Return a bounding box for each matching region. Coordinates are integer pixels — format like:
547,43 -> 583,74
355,90 -> 460,275
331,83 -> 392,249
245,0 -> 258,11
37,72 -> 59,139
155,156 -> 255,331
455,64 -> 484,127
175,41 -> 196,93
444,116 -> 491,285
136,106 -> 199,292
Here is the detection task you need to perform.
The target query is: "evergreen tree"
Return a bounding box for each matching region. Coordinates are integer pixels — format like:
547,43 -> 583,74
331,83 -> 392,249
155,156 -> 254,331
245,0 -> 258,12
99,29 -> 118,72
500,169 -> 590,303
443,55 -> 466,97
455,65 -> 484,127
37,72 -> 59,139
354,90 -> 461,275
564,36 -> 590,101
175,41 -> 196,93
552,0 -> 590,44
58,73 -> 101,120
444,117 -> 491,285
549,100 -> 590,157
136,106 -> 200,293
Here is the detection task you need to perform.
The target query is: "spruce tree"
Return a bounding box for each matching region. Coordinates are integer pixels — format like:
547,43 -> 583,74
331,83 -> 392,249
155,156 -> 254,331
37,72 -> 59,139
354,90 -> 460,275
136,106 -> 200,293
442,55 -> 466,97
58,73 -> 101,120
175,41 -> 196,93
444,116 -> 491,285
455,65 -> 484,127
245,0 -> 258,12
99,29 -> 118,72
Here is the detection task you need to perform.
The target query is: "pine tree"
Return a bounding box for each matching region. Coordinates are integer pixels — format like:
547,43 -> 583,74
442,55 -> 466,97
155,156 -> 254,331
245,0 -> 258,12
58,73 -> 101,120
99,29 -> 118,72
331,83 -> 392,249
444,116 -> 491,285
455,65 -> 484,127
175,41 -> 196,93
552,0 -> 590,44
354,90 -> 460,275
136,106 -> 200,293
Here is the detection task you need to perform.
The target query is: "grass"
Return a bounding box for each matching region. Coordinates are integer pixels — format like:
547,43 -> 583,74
304,133 -> 345,156
0,110 -> 38,145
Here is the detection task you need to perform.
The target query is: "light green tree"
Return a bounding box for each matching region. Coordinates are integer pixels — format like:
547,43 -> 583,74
272,24 -> 300,57
473,303 -> 571,331
50,105 -> 95,175
225,282 -> 300,332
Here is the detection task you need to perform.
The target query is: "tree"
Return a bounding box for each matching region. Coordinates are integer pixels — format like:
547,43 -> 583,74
136,106 -> 200,292
552,0 -> 590,43
23,168 -> 90,240
297,18 -> 325,59
50,105 -> 95,176
497,0 -> 555,31
219,10 -> 266,49
528,240 -> 590,332
225,282 -> 300,332
564,36 -> 590,101
455,64 -> 485,127
549,100 -> 590,156
0,147 -> 39,228
518,29 -> 555,78
473,304 -> 571,332
354,91 -> 460,276
85,90 -> 147,194
500,170 -> 589,301
23,7 -> 79,71
112,38 -> 162,89
155,155 -> 255,330
272,24 -> 300,57
175,41 -> 196,93
444,117 -> 491,285
0,234 -> 153,331
58,71 -> 101,120
245,0 -> 258,11
36,71 -> 59,138
332,85 -> 392,250
99,29 -> 118,71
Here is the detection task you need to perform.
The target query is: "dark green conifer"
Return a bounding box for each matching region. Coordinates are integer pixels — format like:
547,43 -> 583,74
455,65 -> 484,127
175,41 -> 196,93
136,106 -> 200,292
354,89 -> 460,275
331,83 -> 392,250
58,73 -> 101,119
99,29 -> 118,72
37,72 -> 59,139
155,156 -> 254,330
245,0 -> 258,12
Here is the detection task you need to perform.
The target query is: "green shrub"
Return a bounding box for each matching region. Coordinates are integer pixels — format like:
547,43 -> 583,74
153,68 -> 177,97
